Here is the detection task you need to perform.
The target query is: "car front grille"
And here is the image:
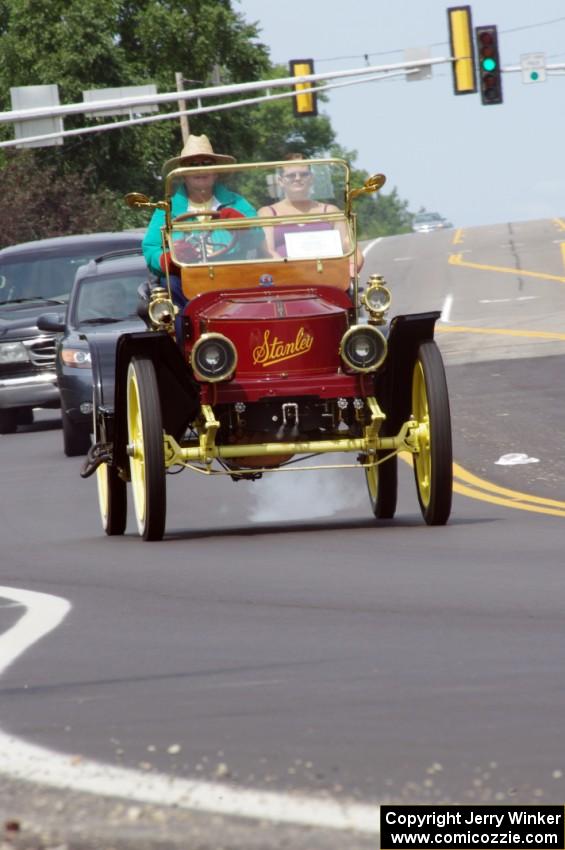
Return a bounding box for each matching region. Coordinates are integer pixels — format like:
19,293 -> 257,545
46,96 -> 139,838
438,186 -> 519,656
24,335 -> 57,368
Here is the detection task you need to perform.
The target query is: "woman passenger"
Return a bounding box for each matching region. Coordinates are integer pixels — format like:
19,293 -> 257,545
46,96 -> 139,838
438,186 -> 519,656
257,154 -> 364,271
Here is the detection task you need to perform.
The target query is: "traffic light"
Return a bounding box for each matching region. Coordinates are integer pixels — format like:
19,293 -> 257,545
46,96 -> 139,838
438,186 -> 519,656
447,6 -> 477,95
475,25 -> 503,105
289,59 -> 317,117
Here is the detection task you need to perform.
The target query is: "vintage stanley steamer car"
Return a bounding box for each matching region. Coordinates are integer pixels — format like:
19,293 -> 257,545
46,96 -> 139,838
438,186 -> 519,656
82,158 -> 453,541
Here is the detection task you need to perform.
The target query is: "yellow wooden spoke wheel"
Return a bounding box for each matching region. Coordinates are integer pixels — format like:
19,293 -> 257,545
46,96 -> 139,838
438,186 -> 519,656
365,451 -> 398,519
96,461 -> 127,536
127,356 -> 166,541
411,342 -> 453,525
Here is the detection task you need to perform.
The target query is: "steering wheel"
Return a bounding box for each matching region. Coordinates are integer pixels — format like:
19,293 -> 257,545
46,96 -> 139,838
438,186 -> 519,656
173,210 -> 223,223
172,207 -> 243,261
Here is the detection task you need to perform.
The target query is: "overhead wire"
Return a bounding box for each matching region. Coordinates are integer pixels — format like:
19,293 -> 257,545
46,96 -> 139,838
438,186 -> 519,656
283,14 -> 565,67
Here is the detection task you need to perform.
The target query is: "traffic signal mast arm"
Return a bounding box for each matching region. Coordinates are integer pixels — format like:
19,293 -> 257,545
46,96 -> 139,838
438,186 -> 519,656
0,67 -> 433,150
0,58 -> 449,126
2,8 -> 561,148
503,62 -> 565,73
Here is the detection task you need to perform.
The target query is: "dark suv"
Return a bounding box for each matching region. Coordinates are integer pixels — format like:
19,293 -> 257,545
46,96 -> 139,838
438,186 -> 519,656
0,231 -> 143,434
38,251 -> 149,455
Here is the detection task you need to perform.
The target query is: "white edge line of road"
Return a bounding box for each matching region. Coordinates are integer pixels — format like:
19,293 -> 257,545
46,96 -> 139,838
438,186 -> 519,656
362,237 -> 382,257
0,585 -> 381,835
440,293 -> 453,324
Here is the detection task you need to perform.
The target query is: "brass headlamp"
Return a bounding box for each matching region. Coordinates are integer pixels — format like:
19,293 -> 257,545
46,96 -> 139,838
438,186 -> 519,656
361,274 -> 392,325
148,286 -> 175,331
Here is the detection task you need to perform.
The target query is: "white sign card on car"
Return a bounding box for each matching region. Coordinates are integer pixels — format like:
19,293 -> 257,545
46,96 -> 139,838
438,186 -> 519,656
284,230 -> 343,259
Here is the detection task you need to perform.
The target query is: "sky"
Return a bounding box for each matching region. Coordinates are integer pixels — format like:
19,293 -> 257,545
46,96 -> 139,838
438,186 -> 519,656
235,0 -> 565,228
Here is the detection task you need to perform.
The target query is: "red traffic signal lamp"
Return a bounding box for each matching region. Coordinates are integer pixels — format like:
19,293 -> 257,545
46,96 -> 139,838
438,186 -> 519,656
475,25 -> 503,105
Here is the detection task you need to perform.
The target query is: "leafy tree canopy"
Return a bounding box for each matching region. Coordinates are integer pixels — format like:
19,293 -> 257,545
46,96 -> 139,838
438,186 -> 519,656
0,150 -> 134,245
0,0 -> 415,245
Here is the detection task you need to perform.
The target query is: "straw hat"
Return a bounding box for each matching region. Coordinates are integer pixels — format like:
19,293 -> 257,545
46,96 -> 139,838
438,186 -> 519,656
162,134 -> 236,175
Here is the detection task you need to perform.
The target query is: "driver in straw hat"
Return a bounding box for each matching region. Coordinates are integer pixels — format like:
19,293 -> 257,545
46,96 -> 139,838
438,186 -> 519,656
142,135 -> 263,338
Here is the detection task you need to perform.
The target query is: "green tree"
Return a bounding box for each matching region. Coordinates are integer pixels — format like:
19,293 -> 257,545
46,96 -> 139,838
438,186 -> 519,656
0,0 -> 273,195
0,150 -> 135,247
0,0 -> 416,241
327,143 -> 413,239
240,64 -> 336,162
355,186 -> 414,239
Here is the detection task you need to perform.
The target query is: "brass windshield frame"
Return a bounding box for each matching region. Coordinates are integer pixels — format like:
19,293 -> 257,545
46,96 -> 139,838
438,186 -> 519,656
166,212 -> 356,269
163,157 -> 357,314
163,156 -> 352,205
164,157 -> 353,264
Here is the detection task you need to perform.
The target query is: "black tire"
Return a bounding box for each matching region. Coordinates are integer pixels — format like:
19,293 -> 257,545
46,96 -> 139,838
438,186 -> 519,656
126,356 -> 166,541
16,408 -> 34,426
365,451 -> 398,519
0,410 -> 18,434
96,462 -> 127,536
411,341 -> 453,525
62,409 -> 91,457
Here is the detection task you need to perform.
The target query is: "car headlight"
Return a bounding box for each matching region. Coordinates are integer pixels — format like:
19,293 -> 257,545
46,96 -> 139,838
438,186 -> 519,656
61,348 -> 92,368
0,341 -> 29,364
340,325 -> 387,372
191,333 -> 237,382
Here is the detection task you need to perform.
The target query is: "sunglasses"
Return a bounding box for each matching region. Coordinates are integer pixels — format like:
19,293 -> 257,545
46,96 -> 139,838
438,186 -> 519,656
281,170 -> 312,181
191,159 -> 216,167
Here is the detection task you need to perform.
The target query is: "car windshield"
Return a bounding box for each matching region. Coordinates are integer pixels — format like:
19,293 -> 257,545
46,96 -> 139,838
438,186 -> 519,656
0,251 -> 94,305
73,271 -> 147,325
0,242 -> 140,305
414,213 -> 442,223
165,159 -> 353,270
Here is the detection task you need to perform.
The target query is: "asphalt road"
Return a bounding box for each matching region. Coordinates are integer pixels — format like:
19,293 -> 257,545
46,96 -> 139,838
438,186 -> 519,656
1,219 -> 564,849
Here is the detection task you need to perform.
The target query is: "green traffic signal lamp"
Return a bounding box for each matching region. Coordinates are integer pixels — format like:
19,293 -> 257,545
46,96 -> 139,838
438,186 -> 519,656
475,25 -> 503,105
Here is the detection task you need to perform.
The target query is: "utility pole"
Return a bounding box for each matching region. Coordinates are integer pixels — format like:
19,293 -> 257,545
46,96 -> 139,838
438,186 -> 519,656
175,71 -> 189,143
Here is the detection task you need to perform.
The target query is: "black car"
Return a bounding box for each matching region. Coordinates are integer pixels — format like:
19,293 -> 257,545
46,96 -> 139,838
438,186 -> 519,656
0,230 -> 143,435
38,251 -> 151,455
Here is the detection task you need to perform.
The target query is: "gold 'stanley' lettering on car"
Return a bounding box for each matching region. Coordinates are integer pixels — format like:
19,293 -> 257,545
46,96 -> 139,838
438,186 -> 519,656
252,327 -> 314,367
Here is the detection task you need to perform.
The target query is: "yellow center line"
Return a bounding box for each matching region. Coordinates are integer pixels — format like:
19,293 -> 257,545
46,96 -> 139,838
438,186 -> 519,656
453,480 -> 565,517
452,462 -> 565,509
437,233 -> 564,518
436,325 -> 565,341
452,228 -> 464,245
553,217 -> 565,231
449,253 -> 565,284
400,455 -> 565,518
